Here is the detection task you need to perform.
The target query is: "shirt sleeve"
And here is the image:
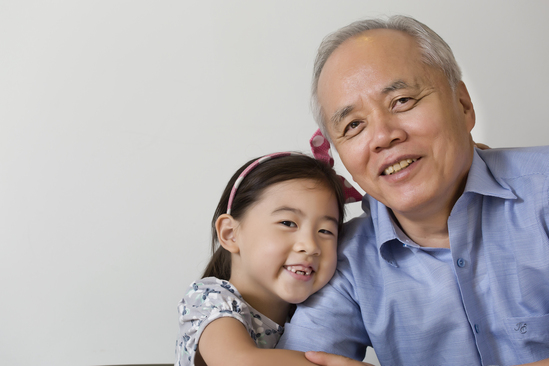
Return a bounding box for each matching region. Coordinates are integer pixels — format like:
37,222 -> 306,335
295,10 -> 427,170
276,269 -> 371,360
175,278 -> 251,365
545,174 -> 549,230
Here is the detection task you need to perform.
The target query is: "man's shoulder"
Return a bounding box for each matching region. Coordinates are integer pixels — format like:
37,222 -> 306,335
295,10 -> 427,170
478,145 -> 549,177
343,213 -> 373,234
339,199 -> 379,252
342,205 -> 375,238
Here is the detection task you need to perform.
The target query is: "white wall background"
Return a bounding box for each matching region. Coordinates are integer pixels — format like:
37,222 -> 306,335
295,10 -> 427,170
1,1 -> 548,365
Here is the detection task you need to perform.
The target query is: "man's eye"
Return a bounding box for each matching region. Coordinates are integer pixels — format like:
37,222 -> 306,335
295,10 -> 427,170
349,121 -> 361,129
280,221 -> 297,228
343,120 -> 362,135
392,97 -> 416,111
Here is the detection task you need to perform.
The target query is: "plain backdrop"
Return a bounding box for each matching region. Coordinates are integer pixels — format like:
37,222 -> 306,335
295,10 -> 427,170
1,1 -> 548,365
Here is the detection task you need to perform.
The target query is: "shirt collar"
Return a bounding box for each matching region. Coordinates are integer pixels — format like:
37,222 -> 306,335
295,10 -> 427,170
463,148 -> 517,199
365,195 -> 401,267
366,147 -> 517,267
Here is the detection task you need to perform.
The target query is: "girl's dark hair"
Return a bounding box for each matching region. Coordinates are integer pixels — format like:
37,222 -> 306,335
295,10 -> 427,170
202,154 -> 346,280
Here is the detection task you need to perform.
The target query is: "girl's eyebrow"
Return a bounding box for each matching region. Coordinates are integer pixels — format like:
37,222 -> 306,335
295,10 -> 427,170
272,206 -> 339,225
272,206 -> 302,215
324,215 -> 339,226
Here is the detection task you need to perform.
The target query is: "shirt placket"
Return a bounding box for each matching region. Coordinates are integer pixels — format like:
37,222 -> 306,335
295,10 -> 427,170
448,192 -> 494,365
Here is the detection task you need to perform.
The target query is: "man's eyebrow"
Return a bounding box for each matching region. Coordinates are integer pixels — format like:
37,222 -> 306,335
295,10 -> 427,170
382,80 -> 416,94
330,104 -> 355,129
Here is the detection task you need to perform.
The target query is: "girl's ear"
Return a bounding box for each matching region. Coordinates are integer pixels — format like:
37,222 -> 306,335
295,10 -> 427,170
215,214 -> 240,253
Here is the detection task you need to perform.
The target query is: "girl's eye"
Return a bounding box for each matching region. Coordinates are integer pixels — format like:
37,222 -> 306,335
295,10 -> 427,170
280,221 -> 297,228
396,97 -> 411,104
319,229 -> 335,236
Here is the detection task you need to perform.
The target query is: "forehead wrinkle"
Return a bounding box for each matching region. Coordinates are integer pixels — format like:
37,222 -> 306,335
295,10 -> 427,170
382,79 -> 420,94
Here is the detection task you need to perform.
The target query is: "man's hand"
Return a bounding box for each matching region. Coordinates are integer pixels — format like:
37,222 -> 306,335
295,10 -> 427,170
305,351 -> 375,366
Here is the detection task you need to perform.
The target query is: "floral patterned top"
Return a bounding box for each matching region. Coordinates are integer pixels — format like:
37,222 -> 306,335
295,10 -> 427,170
175,277 -> 284,366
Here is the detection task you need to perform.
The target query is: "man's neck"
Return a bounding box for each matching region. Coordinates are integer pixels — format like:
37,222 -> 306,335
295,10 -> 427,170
389,162 -> 472,249
391,208 -> 451,249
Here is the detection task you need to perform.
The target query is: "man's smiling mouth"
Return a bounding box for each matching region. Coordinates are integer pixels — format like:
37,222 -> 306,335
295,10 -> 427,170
383,158 -> 417,176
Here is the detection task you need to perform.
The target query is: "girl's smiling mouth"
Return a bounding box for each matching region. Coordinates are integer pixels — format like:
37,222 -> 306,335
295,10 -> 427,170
284,265 -> 314,276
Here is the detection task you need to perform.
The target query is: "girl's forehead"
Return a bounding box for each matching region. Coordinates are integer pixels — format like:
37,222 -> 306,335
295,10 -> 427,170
262,178 -> 333,196
250,179 -> 339,215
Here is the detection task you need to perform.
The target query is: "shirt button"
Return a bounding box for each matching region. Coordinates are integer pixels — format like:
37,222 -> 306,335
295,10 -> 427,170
457,258 -> 466,267
474,324 -> 480,333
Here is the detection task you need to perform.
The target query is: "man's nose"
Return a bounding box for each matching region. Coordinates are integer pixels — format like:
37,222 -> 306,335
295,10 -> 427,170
370,111 -> 407,152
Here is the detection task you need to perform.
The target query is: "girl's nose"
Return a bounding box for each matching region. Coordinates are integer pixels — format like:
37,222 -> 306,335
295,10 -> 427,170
294,233 -> 321,256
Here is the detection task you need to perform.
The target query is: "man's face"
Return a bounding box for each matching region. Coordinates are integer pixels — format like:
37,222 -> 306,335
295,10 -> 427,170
318,29 -> 476,221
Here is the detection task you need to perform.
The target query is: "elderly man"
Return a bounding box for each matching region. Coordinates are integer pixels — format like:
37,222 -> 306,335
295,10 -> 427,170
277,15 -> 549,366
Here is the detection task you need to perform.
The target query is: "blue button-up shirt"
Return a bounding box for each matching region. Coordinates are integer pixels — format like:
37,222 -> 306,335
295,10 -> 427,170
277,147 -> 549,366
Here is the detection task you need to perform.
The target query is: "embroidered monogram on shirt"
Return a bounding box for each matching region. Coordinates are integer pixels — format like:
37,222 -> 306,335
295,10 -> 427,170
514,322 -> 527,334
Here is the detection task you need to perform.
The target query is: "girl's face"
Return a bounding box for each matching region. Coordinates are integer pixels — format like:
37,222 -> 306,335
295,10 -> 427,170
229,178 -> 339,311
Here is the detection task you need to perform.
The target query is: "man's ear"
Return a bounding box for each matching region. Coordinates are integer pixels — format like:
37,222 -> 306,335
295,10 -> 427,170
215,214 -> 240,253
457,81 -> 476,132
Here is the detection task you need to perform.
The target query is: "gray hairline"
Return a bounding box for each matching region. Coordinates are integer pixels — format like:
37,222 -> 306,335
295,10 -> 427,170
311,15 -> 462,140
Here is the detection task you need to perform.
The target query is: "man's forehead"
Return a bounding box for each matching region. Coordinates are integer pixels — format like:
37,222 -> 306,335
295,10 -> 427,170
318,31 -> 423,98
335,28 -> 419,59
320,30 -> 421,88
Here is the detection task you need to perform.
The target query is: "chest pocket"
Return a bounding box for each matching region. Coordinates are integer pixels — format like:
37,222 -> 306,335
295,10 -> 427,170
504,313 -> 549,360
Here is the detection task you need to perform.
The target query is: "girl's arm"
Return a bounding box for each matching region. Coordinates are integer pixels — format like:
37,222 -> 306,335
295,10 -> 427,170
516,359 -> 549,366
197,317 -> 315,365
198,317 -> 371,366
305,351 -> 375,366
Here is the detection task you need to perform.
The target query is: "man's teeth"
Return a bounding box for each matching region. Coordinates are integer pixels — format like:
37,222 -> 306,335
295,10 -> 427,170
384,158 -> 417,176
286,266 -> 312,276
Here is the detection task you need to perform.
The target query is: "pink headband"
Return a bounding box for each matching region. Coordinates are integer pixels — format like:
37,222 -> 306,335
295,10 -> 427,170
227,152 -> 299,215
226,130 -> 362,214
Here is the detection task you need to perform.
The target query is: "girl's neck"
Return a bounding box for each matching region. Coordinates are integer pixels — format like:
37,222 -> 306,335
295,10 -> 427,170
228,277 -> 290,326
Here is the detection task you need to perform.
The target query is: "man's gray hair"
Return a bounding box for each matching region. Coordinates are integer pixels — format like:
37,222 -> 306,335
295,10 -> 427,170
311,15 -> 462,138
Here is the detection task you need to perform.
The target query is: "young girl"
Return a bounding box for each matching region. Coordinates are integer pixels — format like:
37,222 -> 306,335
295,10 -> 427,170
175,152 -> 348,366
